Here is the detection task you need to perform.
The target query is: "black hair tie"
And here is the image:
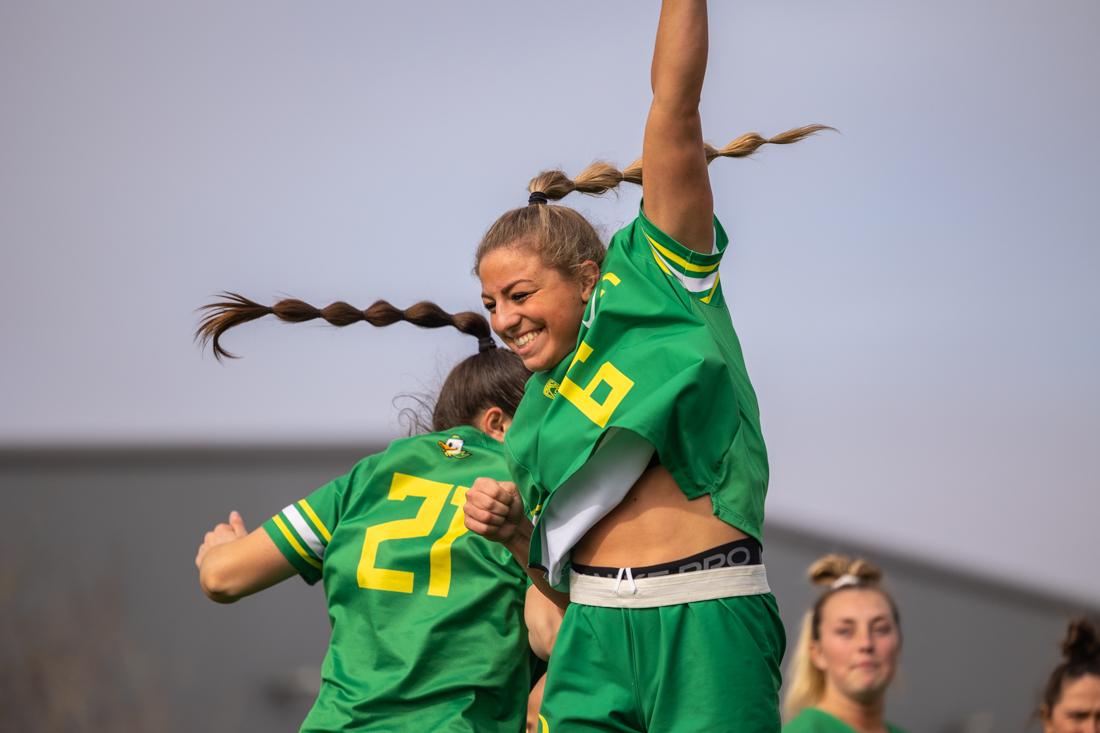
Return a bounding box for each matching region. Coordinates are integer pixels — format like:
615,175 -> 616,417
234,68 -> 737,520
478,336 -> 497,352
528,191 -> 549,206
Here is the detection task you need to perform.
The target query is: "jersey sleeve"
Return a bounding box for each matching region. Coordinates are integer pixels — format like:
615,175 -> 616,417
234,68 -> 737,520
262,456 -> 373,584
635,206 -> 730,306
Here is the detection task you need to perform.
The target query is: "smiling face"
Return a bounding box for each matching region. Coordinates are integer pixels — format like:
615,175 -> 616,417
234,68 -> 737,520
478,243 -> 598,373
1043,675 -> 1100,733
811,588 -> 901,706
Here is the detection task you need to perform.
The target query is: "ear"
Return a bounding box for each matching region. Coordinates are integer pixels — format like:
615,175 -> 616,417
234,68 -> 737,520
576,260 -> 600,303
476,406 -> 512,442
809,640 -> 828,672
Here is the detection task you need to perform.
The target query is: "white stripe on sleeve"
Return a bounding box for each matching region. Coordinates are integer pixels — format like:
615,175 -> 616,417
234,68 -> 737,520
652,249 -> 720,293
283,504 -> 326,560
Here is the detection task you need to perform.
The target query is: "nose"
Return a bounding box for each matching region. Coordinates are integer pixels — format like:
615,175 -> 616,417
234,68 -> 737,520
856,627 -> 874,653
492,300 -> 522,336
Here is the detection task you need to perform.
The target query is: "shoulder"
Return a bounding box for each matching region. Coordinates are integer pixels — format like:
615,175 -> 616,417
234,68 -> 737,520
342,430 -> 506,492
383,428 -> 502,460
606,204 -> 730,305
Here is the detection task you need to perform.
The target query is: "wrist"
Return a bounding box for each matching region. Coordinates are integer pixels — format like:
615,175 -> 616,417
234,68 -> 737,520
503,516 -> 533,558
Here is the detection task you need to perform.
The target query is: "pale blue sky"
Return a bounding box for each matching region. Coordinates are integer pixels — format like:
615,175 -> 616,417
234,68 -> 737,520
2,1 -> 1097,603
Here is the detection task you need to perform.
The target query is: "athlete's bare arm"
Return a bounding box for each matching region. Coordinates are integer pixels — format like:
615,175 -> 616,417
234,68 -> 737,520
196,511 -> 296,603
526,674 -> 548,733
463,477 -> 570,609
525,584 -> 565,661
642,0 -> 714,254
574,0 -> 747,570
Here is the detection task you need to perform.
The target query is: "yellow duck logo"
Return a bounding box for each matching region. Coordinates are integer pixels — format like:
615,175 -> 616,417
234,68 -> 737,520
437,435 -> 471,459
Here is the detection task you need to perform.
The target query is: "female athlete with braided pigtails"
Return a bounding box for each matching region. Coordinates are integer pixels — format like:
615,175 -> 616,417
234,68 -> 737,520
192,295 -> 548,733
462,2 -> 830,730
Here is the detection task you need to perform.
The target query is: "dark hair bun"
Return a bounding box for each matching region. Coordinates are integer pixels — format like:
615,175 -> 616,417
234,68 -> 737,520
1062,618 -> 1100,664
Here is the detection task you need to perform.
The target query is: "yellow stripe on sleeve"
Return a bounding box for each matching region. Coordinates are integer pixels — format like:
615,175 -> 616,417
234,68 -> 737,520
650,248 -> 674,276
645,234 -> 720,274
701,273 -> 721,304
273,515 -> 322,570
298,499 -> 332,543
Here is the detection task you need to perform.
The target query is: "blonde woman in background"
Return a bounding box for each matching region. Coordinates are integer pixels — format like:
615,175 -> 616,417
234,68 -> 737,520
782,555 -> 909,733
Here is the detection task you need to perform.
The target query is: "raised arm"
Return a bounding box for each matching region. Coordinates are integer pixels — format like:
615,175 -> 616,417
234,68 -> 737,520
641,0 -> 714,254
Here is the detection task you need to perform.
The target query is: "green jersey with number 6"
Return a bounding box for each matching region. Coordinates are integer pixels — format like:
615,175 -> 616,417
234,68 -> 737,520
263,426 -> 530,733
504,207 -> 768,589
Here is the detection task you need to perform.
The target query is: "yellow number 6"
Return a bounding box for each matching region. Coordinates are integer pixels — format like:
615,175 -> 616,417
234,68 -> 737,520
558,342 -> 634,428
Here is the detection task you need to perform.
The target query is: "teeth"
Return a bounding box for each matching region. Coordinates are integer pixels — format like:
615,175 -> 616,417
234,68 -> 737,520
514,330 -> 541,347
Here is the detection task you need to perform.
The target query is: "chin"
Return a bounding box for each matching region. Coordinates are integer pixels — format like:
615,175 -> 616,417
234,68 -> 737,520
521,354 -> 553,372
518,343 -> 569,373
846,680 -> 890,705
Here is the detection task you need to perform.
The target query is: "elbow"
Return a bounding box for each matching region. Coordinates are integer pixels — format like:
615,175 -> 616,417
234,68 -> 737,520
199,558 -> 244,604
528,621 -> 561,661
650,92 -> 702,117
542,625 -> 560,659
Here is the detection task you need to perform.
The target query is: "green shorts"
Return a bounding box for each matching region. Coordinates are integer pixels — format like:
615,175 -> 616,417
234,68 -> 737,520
538,567 -> 785,733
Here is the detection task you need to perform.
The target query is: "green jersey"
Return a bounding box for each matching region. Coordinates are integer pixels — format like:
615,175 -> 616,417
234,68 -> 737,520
263,426 -> 530,733
504,207 -> 768,588
783,708 -> 909,733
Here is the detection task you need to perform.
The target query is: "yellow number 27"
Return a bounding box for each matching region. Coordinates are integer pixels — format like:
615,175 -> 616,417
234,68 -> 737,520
357,473 -> 469,597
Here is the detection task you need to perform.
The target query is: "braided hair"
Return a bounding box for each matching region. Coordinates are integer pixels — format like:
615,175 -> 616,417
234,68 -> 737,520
474,124 -> 833,278
196,293 -> 529,432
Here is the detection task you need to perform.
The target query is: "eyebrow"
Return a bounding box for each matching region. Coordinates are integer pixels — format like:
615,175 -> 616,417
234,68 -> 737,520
482,279 -> 536,299
832,615 -> 891,624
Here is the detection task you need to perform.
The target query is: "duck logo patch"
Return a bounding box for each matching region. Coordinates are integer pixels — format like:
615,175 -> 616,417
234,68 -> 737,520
543,379 -> 560,399
437,435 -> 472,459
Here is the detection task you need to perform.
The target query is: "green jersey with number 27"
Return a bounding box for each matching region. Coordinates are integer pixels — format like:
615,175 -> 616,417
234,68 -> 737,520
263,426 -> 529,733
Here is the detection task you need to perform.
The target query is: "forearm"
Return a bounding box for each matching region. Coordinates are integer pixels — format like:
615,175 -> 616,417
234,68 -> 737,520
200,542 -> 255,603
642,0 -> 714,253
651,0 -> 708,111
504,521 -> 570,610
198,528 -> 295,603
525,585 -> 565,660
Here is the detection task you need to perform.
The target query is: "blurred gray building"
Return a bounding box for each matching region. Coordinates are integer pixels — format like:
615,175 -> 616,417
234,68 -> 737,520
3,445 -> 1093,733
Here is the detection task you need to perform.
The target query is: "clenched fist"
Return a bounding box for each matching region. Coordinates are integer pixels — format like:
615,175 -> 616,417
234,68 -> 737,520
463,477 -> 527,545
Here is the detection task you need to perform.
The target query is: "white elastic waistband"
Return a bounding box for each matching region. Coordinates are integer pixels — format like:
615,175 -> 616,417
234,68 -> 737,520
569,564 -> 770,609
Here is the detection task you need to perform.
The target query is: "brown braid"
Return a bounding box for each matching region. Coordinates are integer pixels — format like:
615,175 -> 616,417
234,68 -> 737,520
195,292 -> 527,433
526,124 -> 834,201
475,125 -> 834,278
196,292 -> 492,361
